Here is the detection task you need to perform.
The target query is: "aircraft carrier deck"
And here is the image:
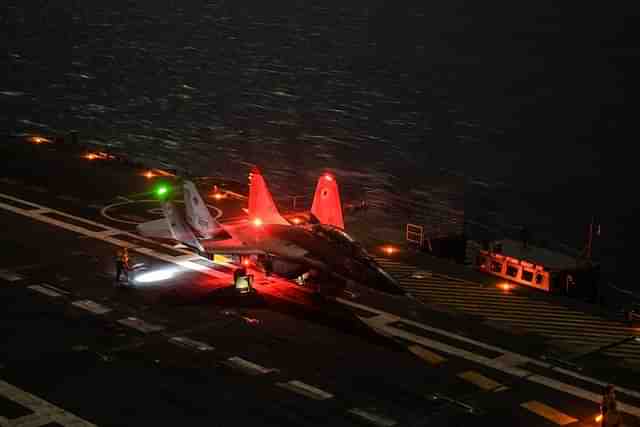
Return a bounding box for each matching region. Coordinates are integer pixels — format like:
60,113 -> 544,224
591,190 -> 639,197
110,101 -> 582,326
1,136 -> 639,427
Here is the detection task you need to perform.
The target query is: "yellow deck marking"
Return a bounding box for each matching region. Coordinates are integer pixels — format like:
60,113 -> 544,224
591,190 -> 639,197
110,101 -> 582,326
521,401 -> 578,425
408,345 -> 446,365
458,371 -> 508,391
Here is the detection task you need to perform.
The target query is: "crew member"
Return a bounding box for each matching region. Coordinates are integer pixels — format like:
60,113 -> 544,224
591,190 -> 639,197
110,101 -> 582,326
601,384 -> 622,426
115,247 -> 130,285
264,254 -> 273,279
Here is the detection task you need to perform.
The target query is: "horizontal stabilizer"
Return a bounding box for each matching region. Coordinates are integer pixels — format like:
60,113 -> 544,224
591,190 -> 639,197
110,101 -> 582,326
137,218 -> 173,240
137,202 -> 204,252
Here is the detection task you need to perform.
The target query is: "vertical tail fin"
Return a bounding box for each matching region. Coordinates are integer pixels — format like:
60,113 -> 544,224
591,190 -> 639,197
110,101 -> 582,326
248,167 -> 288,225
183,180 -> 219,239
311,173 -> 344,229
162,202 -> 205,252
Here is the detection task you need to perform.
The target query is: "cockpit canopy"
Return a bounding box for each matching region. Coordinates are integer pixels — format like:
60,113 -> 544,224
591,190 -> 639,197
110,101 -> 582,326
311,224 -> 370,259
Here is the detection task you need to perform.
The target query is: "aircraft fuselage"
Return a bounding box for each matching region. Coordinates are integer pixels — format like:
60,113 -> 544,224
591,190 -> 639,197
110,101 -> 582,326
228,223 -> 406,296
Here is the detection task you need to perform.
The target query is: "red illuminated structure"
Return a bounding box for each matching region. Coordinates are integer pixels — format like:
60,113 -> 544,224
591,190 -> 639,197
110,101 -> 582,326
248,167 -> 289,226
476,239 -> 598,296
310,173 -> 344,229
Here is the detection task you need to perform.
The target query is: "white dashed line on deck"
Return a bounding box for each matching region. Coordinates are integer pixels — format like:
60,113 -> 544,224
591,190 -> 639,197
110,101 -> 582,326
72,300 -> 112,314
276,380 -> 334,400
0,269 -> 24,282
28,284 -> 63,297
224,357 -> 277,375
117,317 -> 165,333
168,336 -> 214,352
348,408 -> 397,427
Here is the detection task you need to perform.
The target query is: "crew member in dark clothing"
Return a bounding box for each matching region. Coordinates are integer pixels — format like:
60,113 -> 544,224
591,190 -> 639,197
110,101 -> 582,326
264,254 -> 273,278
115,247 -> 130,285
601,384 -> 622,426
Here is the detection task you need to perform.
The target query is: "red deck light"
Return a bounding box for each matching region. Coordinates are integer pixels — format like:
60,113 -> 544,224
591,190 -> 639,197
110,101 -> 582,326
252,218 -> 263,227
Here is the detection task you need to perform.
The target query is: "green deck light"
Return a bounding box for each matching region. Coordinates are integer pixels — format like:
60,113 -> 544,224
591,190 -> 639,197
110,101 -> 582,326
156,185 -> 169,197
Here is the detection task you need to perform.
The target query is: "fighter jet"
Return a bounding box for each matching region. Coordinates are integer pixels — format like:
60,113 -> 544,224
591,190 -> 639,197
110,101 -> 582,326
138,168 -> 405,296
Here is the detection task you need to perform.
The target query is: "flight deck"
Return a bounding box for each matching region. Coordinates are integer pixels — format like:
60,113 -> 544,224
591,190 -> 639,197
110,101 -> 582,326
1,137 -> 639,427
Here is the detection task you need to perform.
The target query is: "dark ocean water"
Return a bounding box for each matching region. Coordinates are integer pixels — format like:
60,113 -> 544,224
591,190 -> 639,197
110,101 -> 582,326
2,1 -> 636,290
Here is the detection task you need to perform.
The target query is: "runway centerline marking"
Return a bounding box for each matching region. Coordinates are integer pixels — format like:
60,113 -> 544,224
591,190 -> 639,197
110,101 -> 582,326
2,192 -> 640,418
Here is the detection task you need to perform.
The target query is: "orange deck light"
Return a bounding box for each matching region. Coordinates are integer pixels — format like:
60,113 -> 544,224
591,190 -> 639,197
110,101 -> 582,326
498,282 -> 513,291
29,136 -> 51,145
253,218 -> 263,227
382,245 -> 397,255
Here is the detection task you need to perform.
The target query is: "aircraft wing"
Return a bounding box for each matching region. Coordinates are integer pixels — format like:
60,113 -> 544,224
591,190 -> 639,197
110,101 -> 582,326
137,218 -> 173,240
201,238 -> 267,255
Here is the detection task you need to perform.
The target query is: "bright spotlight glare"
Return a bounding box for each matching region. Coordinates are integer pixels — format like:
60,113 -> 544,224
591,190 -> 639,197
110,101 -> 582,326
135,268 -> 176,283
253,218 -> 263,227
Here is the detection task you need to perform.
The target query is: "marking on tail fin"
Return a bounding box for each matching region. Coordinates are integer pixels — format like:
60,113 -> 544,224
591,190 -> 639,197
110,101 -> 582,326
248,168 -> 288,225
311,173 -> 344,229
183,180 -> 220,238
162,202 -> 205,252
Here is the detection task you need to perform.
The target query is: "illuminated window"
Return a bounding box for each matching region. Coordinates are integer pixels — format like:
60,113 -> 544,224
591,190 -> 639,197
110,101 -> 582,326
521,270 -> 533,282
535,273 -> 544,284
506,265 -> 518,277
490,261 -> 502,273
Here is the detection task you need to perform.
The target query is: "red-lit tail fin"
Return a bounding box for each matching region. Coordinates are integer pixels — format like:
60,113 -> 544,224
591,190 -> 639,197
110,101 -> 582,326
311,173 -> 344,229
248,167 -> 288,225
